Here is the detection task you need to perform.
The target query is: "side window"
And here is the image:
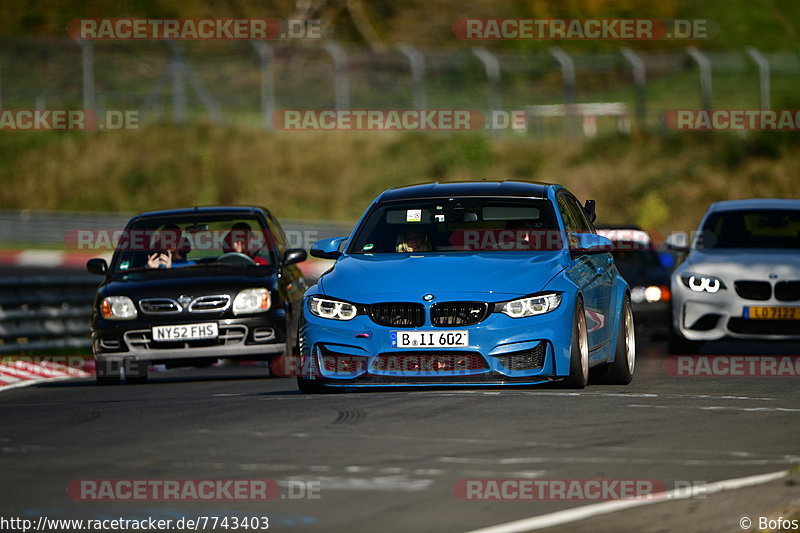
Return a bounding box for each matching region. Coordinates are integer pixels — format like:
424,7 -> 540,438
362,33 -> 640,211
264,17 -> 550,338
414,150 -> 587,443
265,215 -> 288,253
565,196 -> 593,233
557,196 -> 579,233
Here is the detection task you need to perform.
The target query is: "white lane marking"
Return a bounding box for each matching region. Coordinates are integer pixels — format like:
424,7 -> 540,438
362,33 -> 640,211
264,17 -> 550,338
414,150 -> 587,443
439,456 -> 797,466
628,404 -> 800,413
465,469 -> 791,533
405,390 -> 778,401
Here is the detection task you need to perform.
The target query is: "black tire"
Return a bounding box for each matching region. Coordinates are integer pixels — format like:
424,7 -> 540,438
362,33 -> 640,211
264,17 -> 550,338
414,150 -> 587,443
606,297 -> 635,385
125,360 -> 149,384
561,297 -> 589,389
668,328 -> 703,355
297,376 -> 329,394
96,375 -> 121,386
95,359 -> 121,386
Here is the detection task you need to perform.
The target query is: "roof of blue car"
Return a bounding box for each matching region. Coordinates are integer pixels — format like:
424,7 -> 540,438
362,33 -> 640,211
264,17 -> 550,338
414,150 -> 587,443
379,180 -> 554,202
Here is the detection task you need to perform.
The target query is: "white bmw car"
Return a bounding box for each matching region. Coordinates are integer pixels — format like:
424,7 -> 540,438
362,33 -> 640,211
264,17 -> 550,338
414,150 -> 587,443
670,198 -> 800,353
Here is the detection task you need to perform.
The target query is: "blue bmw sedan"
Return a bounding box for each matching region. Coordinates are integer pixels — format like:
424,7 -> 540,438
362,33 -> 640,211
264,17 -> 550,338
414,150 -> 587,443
298,181 -> 634,392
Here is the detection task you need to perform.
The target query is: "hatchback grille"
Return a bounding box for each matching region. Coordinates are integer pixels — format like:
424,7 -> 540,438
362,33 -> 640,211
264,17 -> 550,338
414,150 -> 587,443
139,298 -> 181,314
430,302 -> 489,327
775,281 -> 800,301
371,352 -> 488,373
368,302 -> 425,328
496,343 -> 547,371
734,281 -> 771,301
189,294 -> 231,312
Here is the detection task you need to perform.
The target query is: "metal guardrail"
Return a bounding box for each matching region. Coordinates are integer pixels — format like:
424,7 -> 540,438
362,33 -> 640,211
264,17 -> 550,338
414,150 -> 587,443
0,276 -> 99,354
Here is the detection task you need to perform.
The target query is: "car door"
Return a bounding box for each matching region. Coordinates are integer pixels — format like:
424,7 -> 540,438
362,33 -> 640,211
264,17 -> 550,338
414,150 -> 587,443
557,194 -> 611,351
266,214 -> 307,335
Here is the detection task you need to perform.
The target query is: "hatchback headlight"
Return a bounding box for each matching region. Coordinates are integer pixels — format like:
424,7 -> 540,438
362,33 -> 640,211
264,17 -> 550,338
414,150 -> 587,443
309,296 -> 358,321
682,274 -> 725,294
233,288 -> 271,315
100,296 -> 137,320
496,293 -> 562,318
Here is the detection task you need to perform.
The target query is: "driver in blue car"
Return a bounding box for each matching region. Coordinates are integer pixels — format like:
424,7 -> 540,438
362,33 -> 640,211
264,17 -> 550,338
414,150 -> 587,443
146,224 -> 196,269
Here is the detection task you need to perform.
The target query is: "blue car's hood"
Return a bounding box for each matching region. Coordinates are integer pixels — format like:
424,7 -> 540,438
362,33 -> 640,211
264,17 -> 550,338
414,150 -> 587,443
317,252 -> 568,301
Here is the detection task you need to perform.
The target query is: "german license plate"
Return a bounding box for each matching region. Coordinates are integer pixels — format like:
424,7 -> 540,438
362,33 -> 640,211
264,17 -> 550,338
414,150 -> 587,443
390,330 -> 469,348
743,306 -> 800,320
152,322 -> 219,341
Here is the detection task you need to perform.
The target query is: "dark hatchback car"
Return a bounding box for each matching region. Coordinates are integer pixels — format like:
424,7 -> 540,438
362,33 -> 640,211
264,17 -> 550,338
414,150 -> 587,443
596,227 -> 673,336
86,206 -> 307,384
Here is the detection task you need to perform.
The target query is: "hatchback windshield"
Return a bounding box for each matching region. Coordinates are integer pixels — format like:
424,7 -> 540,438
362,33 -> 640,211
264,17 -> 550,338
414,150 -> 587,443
700,209 -> 800,249
111,215 -> 278,272
348,199 -> 562,253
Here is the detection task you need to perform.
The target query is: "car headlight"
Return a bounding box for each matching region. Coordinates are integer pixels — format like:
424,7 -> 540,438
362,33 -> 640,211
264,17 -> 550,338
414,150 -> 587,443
496,293 -> 562,318
308,296 -> 358,321
233,288 -> 271,315
682,274 -> 726,294
100,296 -> 137,320
631,285 -> 671,303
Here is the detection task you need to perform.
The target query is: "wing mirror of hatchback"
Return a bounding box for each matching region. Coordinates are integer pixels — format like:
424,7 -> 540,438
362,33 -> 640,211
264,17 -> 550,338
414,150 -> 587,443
310,237 -> 348,260
570,233 -> 614,256
86,258 -> 108,275
283,248 -> 308,266
663,232 -> 690,252
583,199 -> 597,223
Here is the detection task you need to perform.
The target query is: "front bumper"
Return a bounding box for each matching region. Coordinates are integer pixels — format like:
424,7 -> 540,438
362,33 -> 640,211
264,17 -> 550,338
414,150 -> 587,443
672,284 -> 800,341
92,314 -> 288,363
299,296 -> 576,387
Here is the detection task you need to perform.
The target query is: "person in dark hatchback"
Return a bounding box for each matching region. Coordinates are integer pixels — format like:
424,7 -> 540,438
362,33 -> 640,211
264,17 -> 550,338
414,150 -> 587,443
222,222 -> 270,265
146,224 -> 195,269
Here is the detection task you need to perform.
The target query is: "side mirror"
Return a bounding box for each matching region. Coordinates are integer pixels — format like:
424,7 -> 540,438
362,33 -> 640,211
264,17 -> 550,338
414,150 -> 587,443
310,237 -> 347,260
86,258 -> 108,275
570,233 -> 613,255
283,248 -> 307,266
663,232 -> 689,252
583,199 -> 597,223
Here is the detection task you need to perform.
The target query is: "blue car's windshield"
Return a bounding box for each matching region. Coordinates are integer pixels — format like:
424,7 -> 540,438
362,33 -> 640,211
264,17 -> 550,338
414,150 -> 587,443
349,198 -> 561,254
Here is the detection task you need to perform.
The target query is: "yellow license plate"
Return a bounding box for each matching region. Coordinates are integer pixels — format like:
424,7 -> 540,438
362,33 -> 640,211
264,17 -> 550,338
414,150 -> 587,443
744,306 -> 800,320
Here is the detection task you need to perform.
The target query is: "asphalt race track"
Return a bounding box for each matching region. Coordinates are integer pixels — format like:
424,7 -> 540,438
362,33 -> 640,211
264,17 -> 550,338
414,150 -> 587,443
1,335 -> 799,533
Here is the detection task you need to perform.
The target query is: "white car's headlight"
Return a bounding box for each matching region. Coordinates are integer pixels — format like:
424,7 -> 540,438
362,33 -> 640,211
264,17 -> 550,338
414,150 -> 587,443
233,288 -> 271,315
101,296 -> 137,320
309,296 -> 358,321
682,274 -> 726,294
496,293 -> 562,318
